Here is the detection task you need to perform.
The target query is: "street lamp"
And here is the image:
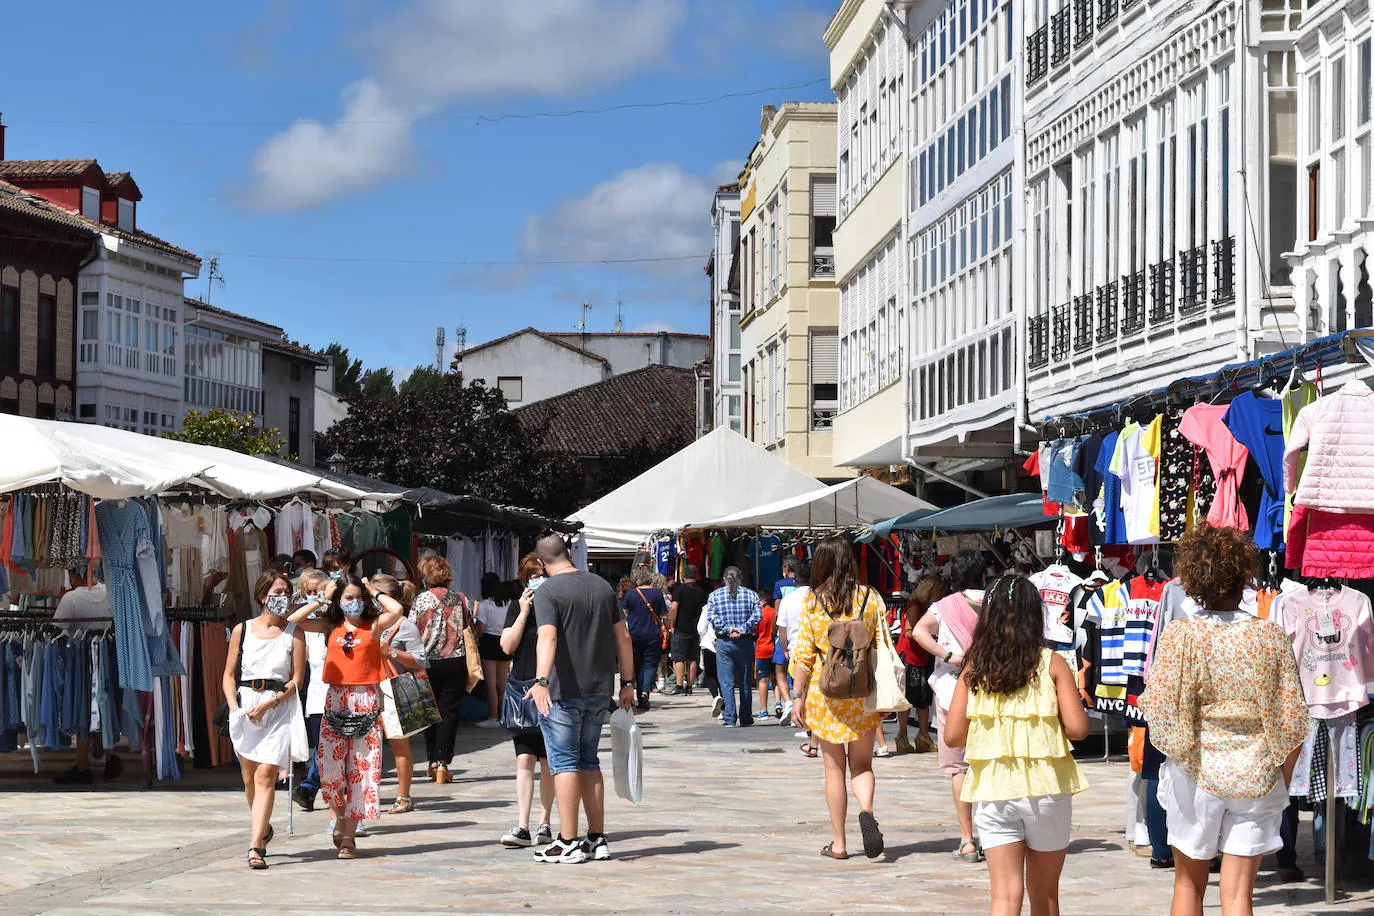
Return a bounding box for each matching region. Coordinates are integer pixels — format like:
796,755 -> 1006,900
328,451 -> 348,475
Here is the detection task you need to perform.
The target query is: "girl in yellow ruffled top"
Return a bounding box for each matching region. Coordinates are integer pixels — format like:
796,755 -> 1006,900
943,575 -> 1091,916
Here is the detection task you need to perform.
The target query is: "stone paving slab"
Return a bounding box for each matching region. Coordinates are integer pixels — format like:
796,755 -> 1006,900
1,692 -> 1370,914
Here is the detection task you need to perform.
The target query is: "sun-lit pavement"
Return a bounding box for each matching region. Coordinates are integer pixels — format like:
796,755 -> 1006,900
1,692 -> 1369,914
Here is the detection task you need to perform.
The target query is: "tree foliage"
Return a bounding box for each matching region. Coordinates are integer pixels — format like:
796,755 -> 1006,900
360,367 -> 397,400
317,374 -> 584,518
399,365 -> 445,400
320,343 -> 363,397
169,409 -> 284,457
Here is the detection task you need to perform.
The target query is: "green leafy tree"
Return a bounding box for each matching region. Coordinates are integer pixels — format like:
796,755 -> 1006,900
399,365 -> 445,400
317,374 -> 584,518
360,367 -> 397,400
320,343 -> 363,397
169,409 -> 283,457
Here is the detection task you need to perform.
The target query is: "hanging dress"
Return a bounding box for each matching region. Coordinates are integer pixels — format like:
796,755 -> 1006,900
95,500 -> 154,691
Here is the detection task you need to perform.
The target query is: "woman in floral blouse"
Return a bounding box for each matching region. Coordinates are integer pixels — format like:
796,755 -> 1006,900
1140,523 -> 1309,916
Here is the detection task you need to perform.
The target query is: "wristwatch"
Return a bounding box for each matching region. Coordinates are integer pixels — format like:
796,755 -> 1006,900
390,649 -> 400,660
534,676 -> 551,688
620,678 -> 635,690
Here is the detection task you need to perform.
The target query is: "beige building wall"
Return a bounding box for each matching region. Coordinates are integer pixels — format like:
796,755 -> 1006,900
738,102 -> 853,481
826,0 -> 907,469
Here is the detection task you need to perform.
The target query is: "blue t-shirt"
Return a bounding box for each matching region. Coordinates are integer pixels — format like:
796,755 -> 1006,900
1094,431 -> 1128,545
621,587 -> 666,642
1223,391 -> 1285,550
654,538 -> 676,576
754,536 -> 783,597
772,578 -> 796,604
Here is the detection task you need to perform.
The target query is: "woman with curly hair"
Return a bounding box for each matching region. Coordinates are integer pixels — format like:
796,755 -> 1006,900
1140,523 -> 1310,916
943,575 -> 1089,916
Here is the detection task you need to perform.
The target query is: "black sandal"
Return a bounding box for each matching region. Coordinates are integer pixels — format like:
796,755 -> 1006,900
799,742 -> 818,758
263,824 -> 274,846
246,847 -> 267,870
858,811 -> 884,859
820,843 -> 850,860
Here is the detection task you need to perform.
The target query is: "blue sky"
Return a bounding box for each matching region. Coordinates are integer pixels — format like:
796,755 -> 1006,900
2,0 -> 836,380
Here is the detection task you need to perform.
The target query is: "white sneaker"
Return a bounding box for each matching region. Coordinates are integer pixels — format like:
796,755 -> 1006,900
781,702 -> 793,724
502,826 -> 534,847
534,836 -> 588,864
711,696 -> 724,718
475,719 -> 502,729
757,711 -> 772,720
588,835 -> 611,861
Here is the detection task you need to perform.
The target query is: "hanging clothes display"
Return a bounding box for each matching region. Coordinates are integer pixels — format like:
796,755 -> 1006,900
95,500 -> 154,692
1179,404 -> 1251,531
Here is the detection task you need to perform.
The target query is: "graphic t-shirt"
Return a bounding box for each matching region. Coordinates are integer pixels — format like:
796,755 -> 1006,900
754,536 -> 783,595
654,538 -> 676,576
1110,419 -> 1161,545
1275,586 -> 1374,719
1031,565 -> 1084,671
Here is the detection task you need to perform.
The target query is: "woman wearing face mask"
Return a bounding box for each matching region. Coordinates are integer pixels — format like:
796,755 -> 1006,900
292,574 -> 406,859
224,571 -> 308,869
322,548 -> 353,581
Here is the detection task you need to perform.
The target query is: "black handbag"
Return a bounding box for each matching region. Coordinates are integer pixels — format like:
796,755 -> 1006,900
501,675 -> 541,731
324,702 -> 384,739
213,625 -> 246,737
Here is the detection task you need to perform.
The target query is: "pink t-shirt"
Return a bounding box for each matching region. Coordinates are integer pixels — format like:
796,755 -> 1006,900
1179,404 -> 1251,531
1274,586 -> 1374,719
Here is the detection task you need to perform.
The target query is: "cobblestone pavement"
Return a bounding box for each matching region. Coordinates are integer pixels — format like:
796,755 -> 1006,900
1,692 -> 1370,914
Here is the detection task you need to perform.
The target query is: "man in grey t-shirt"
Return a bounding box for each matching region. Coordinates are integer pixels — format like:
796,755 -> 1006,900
528,534 -> 634,864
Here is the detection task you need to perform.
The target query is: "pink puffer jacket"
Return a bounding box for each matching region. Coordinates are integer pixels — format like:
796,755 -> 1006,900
1284,379 -> 1374,512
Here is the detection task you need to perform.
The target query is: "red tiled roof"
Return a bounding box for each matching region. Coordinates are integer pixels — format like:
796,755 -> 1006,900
515,364 -> 696,458
0,159 -> 101,180
109,226 -> 197,264
264,338 -> 328,364
0,180 -> 99,237
460,327 -> 608,364
104,171 -> 143,199
185,298 -> 284,334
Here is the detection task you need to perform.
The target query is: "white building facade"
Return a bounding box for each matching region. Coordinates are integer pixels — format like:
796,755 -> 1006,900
76,239 -> 199,435
708,183 -> 743,434
1288,0 -> 1373,334
904,0 -> 1024,484
828,0 -> 909,470
1022,1 -> 1310,422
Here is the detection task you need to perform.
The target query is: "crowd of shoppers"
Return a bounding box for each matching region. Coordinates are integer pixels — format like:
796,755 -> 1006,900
216,521 -> 1317,914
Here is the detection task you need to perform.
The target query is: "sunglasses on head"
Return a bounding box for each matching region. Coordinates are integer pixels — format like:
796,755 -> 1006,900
341,630 -> 357,655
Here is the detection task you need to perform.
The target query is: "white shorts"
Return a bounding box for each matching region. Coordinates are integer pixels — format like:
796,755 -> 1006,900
1158,761 -> 1287,860
973,793 -> 1073,852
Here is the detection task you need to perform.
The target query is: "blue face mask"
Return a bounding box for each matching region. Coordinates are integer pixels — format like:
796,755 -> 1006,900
265,595 -> 290,615
329,571 -> 344,581
341,599 -> 364,619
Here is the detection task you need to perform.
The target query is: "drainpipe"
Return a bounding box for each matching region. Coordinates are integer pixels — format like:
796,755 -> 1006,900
1235,0 -> 1252,361
905,457 -> 991,499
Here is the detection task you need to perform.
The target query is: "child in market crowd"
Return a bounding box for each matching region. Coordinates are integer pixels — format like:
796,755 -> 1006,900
754,596 -> 778,720
943,574 -> 1090,916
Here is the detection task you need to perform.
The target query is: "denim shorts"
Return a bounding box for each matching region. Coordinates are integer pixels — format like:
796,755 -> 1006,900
539,696 -> 610,776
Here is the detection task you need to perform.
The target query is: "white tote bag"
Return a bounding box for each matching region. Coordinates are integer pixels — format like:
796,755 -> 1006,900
864,613 -> 912,715
609,708 -> 643,805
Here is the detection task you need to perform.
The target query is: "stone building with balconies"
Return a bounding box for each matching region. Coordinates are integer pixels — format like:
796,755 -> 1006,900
737,101 -> 854,481
1023,0 -> 1308,423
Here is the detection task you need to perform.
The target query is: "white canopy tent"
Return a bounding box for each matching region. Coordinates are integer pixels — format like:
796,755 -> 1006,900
568,427 -> 825,555
0,414 -> 391,503
687,475 -> 937,531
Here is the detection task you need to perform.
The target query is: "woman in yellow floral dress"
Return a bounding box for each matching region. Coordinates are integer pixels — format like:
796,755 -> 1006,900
790,537 -> 887,860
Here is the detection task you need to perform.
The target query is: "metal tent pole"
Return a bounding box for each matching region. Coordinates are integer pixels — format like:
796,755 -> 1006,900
1325,734 -> 1337,906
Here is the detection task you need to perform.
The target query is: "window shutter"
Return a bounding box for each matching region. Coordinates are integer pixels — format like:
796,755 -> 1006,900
810,330 -> 839,387
811,176 -> 837,217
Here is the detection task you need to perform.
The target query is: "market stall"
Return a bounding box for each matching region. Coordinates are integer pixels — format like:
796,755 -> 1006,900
1031,331 -> 1374,900
567,426 -> 824,557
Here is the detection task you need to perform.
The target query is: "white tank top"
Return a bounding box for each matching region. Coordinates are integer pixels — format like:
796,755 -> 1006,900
240,620 -> 295,681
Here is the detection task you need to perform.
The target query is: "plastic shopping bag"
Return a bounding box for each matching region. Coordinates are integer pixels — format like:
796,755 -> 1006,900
609,708 -> 643,805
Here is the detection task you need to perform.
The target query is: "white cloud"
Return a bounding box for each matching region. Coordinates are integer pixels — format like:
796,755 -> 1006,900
520,160 -> 740,277
241,0 -> 685,210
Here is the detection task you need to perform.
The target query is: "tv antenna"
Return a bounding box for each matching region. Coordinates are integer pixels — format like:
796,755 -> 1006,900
578,301 -> 593,333
205,256 -> 226,302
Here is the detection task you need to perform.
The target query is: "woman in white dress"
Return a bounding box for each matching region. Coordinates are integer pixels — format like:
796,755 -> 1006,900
224,570 -> 308,869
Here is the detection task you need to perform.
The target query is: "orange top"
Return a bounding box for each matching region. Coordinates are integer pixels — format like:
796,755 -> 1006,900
322,621 -> 385,686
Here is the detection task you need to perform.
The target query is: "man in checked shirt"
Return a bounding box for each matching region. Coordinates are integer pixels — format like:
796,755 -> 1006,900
703,566 -> 763,727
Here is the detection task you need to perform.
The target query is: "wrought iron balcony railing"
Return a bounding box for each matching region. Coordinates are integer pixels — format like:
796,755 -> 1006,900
1051,302 -> 1071,361
1073,294 -> 1094,352
1096,281 -> 1118,342
1149,258 -> 1175,323
1027,26 -> 1049,84
1074,0 -> 1095,48
1212,235 -> 1236,303
1028,313 -> 1050,368
1098,0 -> 1119,28
1179,244 -> 1208,315
1122,269 -> 1147,333
1050,8 -> 1072,65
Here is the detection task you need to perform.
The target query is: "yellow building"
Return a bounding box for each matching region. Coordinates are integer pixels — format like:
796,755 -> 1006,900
738,102 -> 854,482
